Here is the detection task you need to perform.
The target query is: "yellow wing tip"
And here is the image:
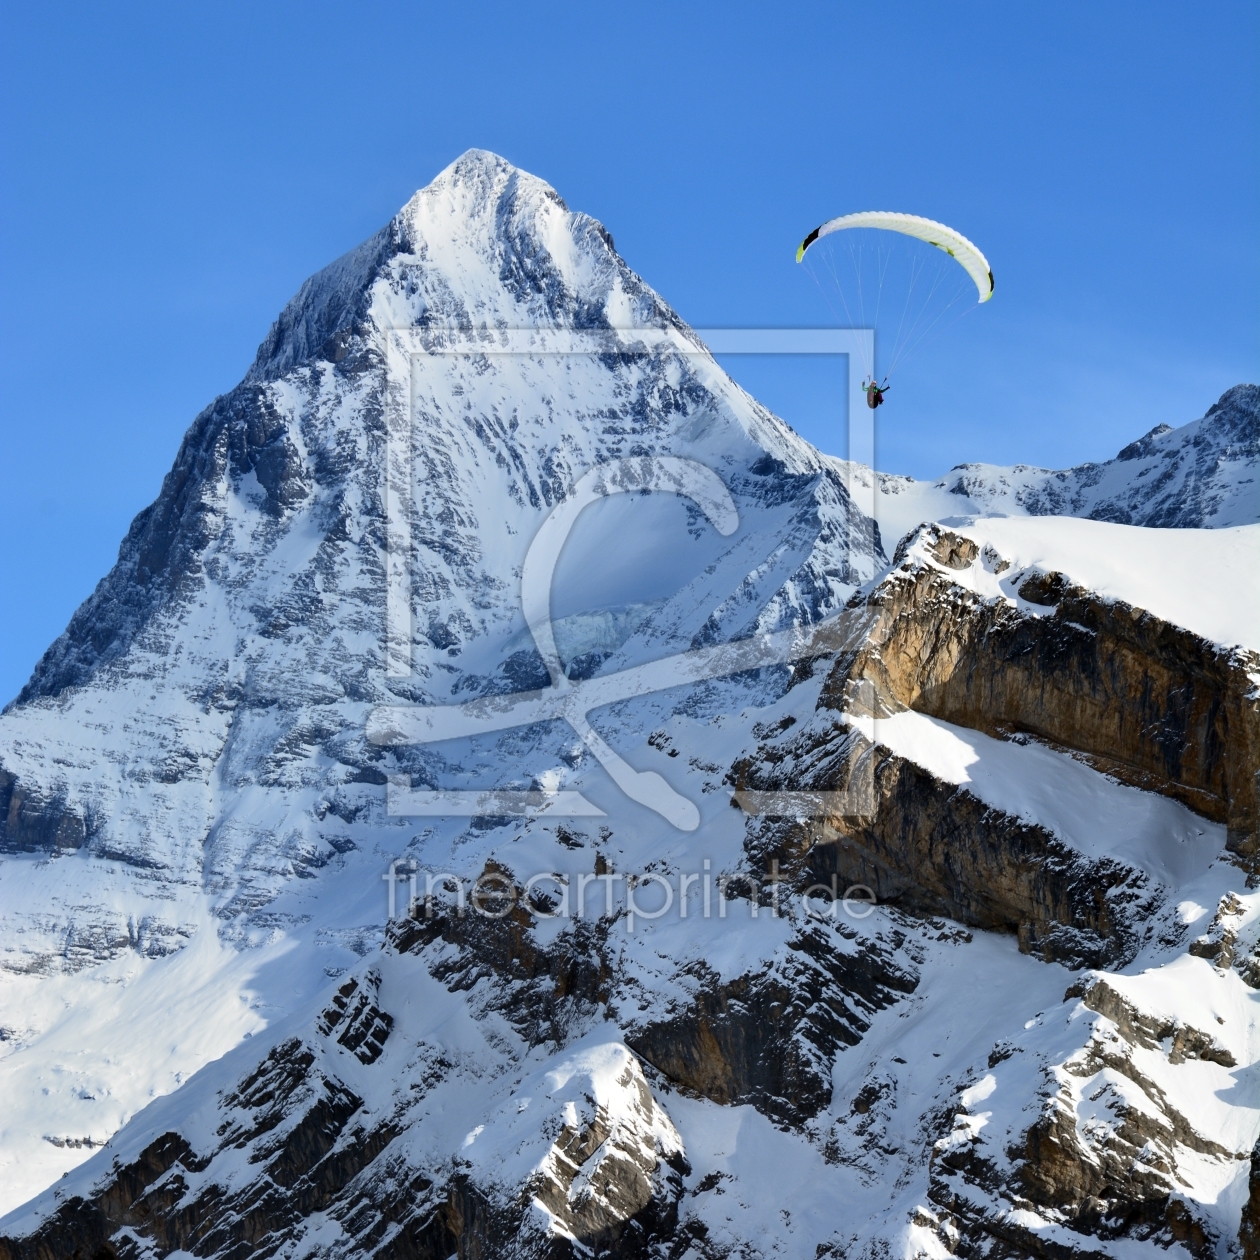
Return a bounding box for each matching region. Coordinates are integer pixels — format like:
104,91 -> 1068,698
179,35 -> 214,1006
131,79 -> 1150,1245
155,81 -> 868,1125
795,243 -> 806,263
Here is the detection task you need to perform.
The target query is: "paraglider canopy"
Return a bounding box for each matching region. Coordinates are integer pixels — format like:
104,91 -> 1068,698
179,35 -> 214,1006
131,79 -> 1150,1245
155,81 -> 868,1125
797,211 -> 994,302
795,210 -> 994,393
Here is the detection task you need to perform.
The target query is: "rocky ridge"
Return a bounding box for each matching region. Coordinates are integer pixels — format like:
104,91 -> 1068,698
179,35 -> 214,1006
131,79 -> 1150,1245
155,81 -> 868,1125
876,382 -> 1259,530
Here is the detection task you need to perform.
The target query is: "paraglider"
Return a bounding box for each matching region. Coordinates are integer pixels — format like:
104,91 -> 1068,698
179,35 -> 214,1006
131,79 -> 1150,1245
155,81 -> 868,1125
796,211 -> 993,405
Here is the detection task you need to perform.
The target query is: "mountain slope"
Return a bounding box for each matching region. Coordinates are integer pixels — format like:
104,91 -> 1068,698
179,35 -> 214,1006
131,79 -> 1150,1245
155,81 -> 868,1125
0,149 -> 878,1214
4,510 -> 1257,1258
871,383 -> 1258,542
0,152 -> 1257,1257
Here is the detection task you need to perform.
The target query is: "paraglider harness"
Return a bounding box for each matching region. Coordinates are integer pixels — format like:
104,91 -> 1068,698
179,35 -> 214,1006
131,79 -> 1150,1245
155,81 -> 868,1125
864,378 -> 888,410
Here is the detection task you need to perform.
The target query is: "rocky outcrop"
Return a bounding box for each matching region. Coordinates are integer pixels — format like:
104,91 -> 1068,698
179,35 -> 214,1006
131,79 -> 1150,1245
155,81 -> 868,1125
391,876 -> 918,1126
0,770 -> 87,855
389,870 -> 616,1050
1076,974 -> 1235,1066
848,524 -> 1259,852
736,725 -> 1153,967
0,936 -> 694,1260
0,869 -> 927,1259
719,520 -> 1260,1251
1190,891 -> 1260,987
0,1040 -> 397,1260
481,1045 -> 689,1258
623,919 -> 917,1123
925,956 -> 1253,1257
315,969 -> 394,1065
730,520 -> 1257,972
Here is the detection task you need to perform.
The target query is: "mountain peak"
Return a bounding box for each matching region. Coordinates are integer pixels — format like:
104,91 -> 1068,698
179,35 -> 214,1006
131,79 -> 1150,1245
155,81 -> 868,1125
246,150 -> 653,386
9,151 -> 848,710
397,147 -> 571,232
881,383 -> 1259,532
1115,421 -> 1173,462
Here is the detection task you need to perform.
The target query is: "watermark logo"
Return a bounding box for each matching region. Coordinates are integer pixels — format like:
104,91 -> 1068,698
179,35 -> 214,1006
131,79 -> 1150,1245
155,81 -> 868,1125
366,327 -> 883,829
381,859 -> 877,932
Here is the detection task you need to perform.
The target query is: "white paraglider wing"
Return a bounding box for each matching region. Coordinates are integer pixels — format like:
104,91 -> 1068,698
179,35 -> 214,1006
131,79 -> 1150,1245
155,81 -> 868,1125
797,211 -> 993,303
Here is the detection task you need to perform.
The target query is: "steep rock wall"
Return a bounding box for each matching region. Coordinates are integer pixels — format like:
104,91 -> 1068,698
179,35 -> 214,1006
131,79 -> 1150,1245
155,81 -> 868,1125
845,526 -> 1259,855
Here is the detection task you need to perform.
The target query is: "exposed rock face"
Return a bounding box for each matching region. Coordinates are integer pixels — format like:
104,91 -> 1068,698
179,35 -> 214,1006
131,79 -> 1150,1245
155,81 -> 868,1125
725,518 -> 1260,1251
315,968 -> 394,1064
12,867 -> 1251,1258
623,918 -> 917,1124
747,741 -> 1155,967
390,889 -> 919,1128
0,930 -> 691,1260
737,522 -> 1257,956
853,524 -> 1259,850
732,519 -> 1257,969
0,1041 -> 397,1260
0,769 -> 87,856
927,954 -> 1257,1258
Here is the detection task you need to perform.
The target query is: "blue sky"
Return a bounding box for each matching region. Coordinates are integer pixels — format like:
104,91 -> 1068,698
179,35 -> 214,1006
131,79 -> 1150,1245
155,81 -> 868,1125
0,0 -> 1256,703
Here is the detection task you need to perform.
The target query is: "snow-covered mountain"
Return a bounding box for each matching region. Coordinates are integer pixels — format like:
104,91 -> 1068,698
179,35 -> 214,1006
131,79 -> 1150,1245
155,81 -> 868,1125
0,148 -> 876,1216
872,383 -> 1258,543
1,152 -> 1258,1259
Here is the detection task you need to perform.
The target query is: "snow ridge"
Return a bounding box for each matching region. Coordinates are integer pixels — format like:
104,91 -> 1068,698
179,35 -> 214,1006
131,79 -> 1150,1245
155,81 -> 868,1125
878,382 -> 1258,532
